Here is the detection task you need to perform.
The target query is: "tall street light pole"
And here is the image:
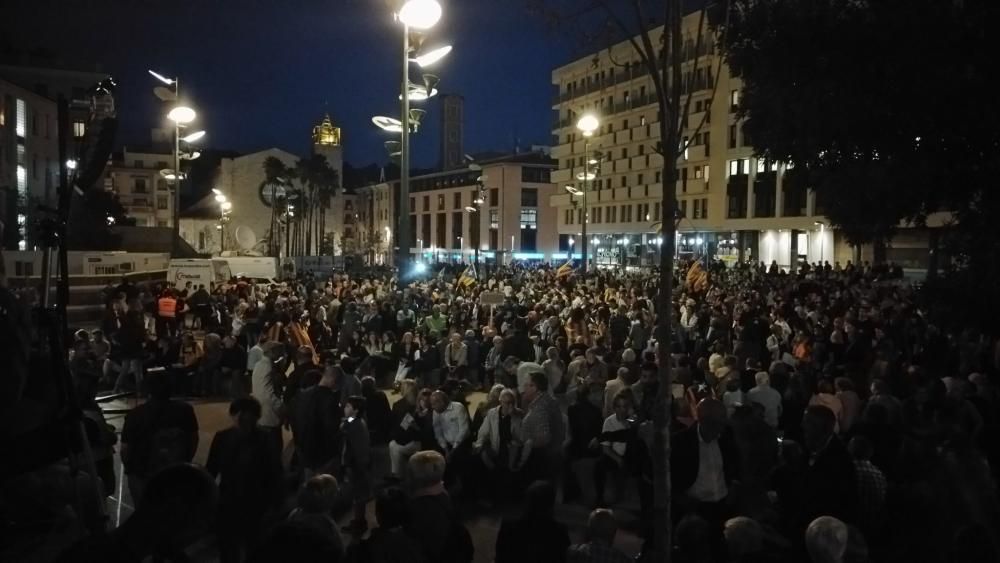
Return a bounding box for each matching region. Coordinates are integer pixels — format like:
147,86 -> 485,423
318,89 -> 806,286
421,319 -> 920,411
396,0 -> 443,275
577,114 -> 599,275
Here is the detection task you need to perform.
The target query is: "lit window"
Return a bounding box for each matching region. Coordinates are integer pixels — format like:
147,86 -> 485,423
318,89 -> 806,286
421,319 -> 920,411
489,209 -> 499,229
730,89 -> 740,109
728,160 -> 738,177
519,209 -> 537,229
73,120 -> 86,138
17,165 -> 27,199
704,165 -> 710,181
16,99 -> 26,137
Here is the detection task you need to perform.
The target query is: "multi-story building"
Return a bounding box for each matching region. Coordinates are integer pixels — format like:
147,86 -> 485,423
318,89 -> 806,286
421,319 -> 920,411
1,63 -> 111,250
103,146 -> 175,227
0,78 -> 59,250
358,150 -> 559,265
550,16 -> 838,269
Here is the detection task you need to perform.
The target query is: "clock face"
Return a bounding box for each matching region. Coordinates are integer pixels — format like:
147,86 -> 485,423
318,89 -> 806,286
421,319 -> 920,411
259,182 -> 287,207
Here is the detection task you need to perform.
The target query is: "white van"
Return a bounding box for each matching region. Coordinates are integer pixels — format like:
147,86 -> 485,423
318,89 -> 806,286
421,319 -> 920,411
222,256 -> 279,282
167,259 -> 232,290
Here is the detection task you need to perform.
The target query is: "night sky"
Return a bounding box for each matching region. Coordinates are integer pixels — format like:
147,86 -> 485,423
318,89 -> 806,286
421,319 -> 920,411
2,0 -> 576,168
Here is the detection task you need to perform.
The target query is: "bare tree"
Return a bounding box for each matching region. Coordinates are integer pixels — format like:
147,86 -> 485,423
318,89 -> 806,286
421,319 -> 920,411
529,1 -> 728,560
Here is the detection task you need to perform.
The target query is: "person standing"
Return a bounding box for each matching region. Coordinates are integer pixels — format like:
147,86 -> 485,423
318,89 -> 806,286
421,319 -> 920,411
342,395 -> 372,535
120,372 -> 199,506
430,390 -> 471,487
251,342 -> 285,454
206,397 -> 284,563
292,369 -> 341,477
521,371 -> 566,485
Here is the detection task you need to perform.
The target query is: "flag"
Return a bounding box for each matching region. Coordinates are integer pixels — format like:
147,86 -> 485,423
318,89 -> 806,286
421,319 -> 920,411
555,259 -> 574,280
686,260 -> 710,292
457,263 -> 478,287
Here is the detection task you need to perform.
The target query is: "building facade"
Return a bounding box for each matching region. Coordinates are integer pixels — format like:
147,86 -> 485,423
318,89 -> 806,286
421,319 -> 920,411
0,78 -> 59,250
358,151 -> 559,265
103,147 -> 175,228
550,16 -> 843,269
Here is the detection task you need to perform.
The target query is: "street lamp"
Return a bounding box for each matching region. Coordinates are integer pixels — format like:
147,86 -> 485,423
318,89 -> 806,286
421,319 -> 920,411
152,69 -> 206,256
576,113 -> 599,275
381,0 -> 447,276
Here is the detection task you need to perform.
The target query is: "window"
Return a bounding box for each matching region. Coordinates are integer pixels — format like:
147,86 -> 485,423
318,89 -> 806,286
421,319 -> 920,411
655,171 -> 661,183
134,178 -> 147,193
620,176 -> 627,188
681,167 -> 688,192
730,89 -> 740,110
701,198 -> 708,219
654,202 -> 661,221
490,188 -> 499,206
623,119 -> 629,130
436,213 -> 447,247
577,209 -> 583,224
423,196 -> 430,211
608,205 -> 617,223
198,232 -> 206,250
694,166 -> 703,179
520,188 -> 538,207
437,194 -> 445,210
489,209 -> 499,229
157,195 -> 168,209
621,147 -> 628,159
134,160 -> 144,169
704,132 -> 711,157
565,209 -> 574,225
14,260 -> 34,276
728,125 -> 738,149
693,199 -> 701,219
452,212 -> 463,247
680,199 -> 688,217
16,99 -> 26,137
519,209 -> 537,229
453,192 -> 462,209
157,220 -> 168,227
637,173 -> 644,185
640,115 -> 646,126
638,144 -> 645,156
73,120 -> 86,138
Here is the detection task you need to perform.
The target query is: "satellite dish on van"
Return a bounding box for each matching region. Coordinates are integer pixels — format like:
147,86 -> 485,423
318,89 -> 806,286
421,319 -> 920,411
235,226 -> 257,251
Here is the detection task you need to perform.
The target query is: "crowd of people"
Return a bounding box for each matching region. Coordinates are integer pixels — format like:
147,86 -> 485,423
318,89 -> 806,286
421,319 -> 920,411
4,254 -> 1000,563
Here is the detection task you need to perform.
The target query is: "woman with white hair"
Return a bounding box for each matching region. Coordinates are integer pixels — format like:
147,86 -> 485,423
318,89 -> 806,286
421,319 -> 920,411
542,346 -> 566,396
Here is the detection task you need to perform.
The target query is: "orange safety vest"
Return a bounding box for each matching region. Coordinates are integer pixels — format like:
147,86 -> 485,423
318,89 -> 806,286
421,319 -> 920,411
158,296 -> 178,318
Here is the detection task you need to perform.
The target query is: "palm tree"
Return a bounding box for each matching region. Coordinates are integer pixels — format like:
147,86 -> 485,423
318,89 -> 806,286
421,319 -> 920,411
261,156 -> 293,256
295,154 -> 339,256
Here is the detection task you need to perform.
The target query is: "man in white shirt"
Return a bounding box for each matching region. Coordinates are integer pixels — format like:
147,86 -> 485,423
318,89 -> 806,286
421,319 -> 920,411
747,371 -> 783,428
430,390 -> 470,487
672,399 -> 736,528
594,393 -> 633,507
251,342 -> 284,452
603,367 -> 631,418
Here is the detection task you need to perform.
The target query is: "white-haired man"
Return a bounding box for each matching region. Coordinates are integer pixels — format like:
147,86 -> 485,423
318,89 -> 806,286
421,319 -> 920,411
747,371 -> 782,428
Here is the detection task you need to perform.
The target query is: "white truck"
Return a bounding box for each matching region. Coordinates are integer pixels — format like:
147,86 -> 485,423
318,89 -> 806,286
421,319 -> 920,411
221,256 -> 280,282
167,259 -> 232,290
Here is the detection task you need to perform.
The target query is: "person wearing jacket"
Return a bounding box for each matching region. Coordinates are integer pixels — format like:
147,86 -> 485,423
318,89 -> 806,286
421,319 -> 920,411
473,388 -> 531,504
342,395 -> 372,534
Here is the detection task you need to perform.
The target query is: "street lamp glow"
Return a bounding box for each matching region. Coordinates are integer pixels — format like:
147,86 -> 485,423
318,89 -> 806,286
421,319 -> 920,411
412,45 -> 452,67
212,188 -> 222,195
565,186 -> 583,196
592,237 -> 600,246
372,116 -> 404,133
214,194 -> 227,203
576,171 -> 596,181
568,237 -> 575,246
220,201 -> 232,211
398,0 -> 442,29
464,206 -> 478,213
400,85 -> 439,101
167,106 -> 196,124
577,114 -> 600,137
148,69 -> 175,85
180,130 -> 205,143
66,159 -> 77,170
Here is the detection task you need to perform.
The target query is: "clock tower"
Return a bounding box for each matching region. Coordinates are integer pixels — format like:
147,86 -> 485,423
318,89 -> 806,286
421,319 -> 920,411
311,114 -> 349,256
